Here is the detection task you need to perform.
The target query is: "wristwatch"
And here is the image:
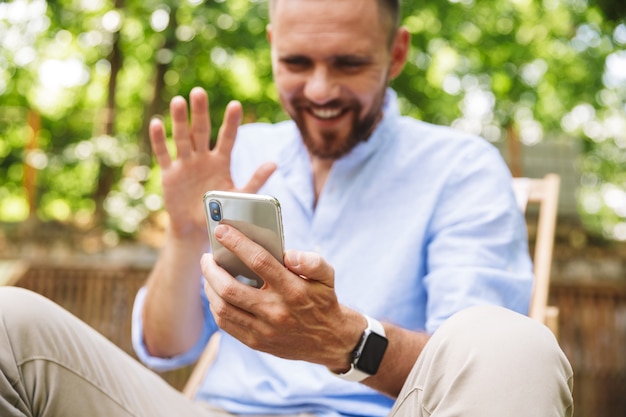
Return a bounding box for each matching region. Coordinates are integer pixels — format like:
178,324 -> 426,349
333,314 -> 389,382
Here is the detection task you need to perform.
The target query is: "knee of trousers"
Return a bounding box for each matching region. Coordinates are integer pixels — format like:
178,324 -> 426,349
395,306 -> 574,417
0,287 -> 86,360
0,287 -> 55,328
420,305 -> 573,397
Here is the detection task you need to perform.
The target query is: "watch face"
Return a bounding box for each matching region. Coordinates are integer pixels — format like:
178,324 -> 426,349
356,331 -> 388,375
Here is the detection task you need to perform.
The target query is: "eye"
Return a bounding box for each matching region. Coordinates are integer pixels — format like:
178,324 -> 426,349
281,56 -> 312,71
334,57 -> 370,73
338,60 -> 364,68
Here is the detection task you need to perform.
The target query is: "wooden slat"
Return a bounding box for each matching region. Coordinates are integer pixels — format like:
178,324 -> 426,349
550,280 -> 626,417
527,174 -> 560,327
513,173 -> 561,335
10,263 -> 194,390
7,264 -> 626,416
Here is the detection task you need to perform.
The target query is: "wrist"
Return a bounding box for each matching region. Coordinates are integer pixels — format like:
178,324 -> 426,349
329,313 -> 388,382
166,227 -> 209,251
328,309 -> 368,373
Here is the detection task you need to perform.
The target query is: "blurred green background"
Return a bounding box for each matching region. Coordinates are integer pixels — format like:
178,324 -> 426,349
1,0 -> 625,245
3,4 -> 625,415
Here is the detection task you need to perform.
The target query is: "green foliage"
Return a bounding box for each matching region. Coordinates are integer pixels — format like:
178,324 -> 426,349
0,0 -> 625,241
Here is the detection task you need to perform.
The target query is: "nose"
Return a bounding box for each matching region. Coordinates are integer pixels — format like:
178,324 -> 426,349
304,66 -> 340,105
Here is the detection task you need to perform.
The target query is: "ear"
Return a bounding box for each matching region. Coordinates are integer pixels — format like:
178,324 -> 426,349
266,24 -> 273,44
389,27 -> 410,80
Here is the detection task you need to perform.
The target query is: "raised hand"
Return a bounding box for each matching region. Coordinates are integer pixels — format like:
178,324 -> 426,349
149,87 -> 276,243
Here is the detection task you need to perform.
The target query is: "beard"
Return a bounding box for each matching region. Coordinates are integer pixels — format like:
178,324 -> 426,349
285,83 -> 388,160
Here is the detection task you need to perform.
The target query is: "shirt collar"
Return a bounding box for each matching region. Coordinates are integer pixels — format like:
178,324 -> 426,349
276,88 -> 401,212
343,87 -> 399,164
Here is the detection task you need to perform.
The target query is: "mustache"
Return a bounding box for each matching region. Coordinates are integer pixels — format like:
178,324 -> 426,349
291,96 -> 348,110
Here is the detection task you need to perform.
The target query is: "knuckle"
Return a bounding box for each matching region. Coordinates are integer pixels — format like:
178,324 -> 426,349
219,279 -> 239,300
310,255 -> 326,272
227,233 -> 245,251
286,286 -> 308,306
249,250 -> 274,273
210,300 -> 229,323
246,335 -> 263,351
271,304 -> 297,328
256,325 -> 279,345
314,254 -> 334,276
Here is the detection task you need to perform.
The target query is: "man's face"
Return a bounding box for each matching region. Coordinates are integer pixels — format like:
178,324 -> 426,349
268,0 -> 404,160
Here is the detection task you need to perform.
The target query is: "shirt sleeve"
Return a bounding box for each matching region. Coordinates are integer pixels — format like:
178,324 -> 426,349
131,282 -> 216,371
424,141 -> 534,333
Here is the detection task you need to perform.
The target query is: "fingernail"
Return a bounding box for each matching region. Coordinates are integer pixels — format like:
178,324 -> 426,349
214,224 -> 228,239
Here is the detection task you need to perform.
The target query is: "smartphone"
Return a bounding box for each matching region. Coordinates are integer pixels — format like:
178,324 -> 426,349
203,190 -> 285,288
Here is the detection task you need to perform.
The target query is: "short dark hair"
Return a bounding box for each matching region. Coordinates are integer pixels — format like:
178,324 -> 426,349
379,0 -> 400,34
269,0 -> 401,46
378,0 -> 401,46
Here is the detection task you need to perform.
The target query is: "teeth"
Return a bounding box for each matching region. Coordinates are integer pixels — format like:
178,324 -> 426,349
312,108 -> 342,119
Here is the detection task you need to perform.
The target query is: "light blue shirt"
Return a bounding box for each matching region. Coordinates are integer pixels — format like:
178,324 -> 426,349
132,89 -> 533,417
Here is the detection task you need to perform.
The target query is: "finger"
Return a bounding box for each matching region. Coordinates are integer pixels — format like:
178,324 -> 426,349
240,162 -> 277,194
284,250 -> 335,287
205,283 -> 258,338
213,101 -> 243,155
189,87 -> 211,152
149,118 -> 172,169
201,253 -> 259,319
204,277 -> 253,323
170,95 -> 193,158
212,224 -> 284,287
204,292 -> 268,351
201,253 -> 284,351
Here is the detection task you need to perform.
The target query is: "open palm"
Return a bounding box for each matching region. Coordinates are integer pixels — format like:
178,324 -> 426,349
150,87 -> 275,242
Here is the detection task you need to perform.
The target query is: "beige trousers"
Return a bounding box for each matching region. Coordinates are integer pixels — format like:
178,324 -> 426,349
0,287 -> 573,417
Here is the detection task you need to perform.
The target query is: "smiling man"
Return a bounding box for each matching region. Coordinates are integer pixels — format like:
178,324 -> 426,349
265,0 -> 410,198
270,0 -> 401,160
0,1 -> 573,416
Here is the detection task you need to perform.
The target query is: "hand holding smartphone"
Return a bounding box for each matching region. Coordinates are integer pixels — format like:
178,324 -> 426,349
203,191 -> 285,288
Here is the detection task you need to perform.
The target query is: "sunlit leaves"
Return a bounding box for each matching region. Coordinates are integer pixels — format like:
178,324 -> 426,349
398,0 -> 625,239
0,0 -> 625,240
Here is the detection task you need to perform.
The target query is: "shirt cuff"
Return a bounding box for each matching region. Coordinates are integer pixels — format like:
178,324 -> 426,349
131,285 -> 215,371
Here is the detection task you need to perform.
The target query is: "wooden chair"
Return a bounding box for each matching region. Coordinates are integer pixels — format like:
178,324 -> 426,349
182,332 -> 222,398
182,174 -> 563,398
4,263 -> 195,390
512,173 -> 561,337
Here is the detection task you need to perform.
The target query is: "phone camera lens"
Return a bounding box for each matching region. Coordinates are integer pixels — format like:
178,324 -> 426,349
209,200 -> 222,221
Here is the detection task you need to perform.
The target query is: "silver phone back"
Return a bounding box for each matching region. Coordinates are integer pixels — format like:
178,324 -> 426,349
203,191 -> 285,288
